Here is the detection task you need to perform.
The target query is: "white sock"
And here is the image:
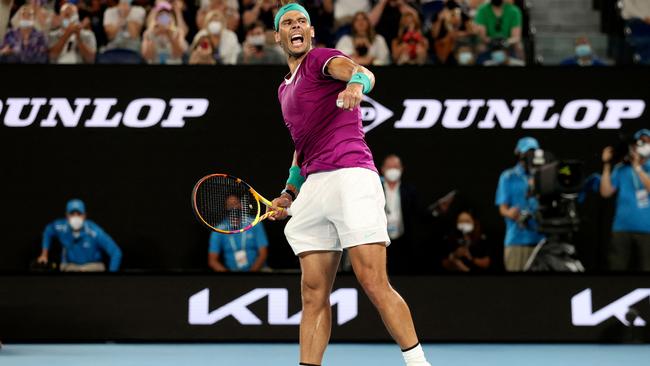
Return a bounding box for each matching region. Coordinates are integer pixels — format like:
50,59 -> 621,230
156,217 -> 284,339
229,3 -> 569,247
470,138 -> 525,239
402,343 -> 431,366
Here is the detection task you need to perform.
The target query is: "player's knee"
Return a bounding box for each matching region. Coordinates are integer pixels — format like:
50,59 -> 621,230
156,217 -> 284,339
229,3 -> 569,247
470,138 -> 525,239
356,271 -> 390,303
301,280 -> 330,309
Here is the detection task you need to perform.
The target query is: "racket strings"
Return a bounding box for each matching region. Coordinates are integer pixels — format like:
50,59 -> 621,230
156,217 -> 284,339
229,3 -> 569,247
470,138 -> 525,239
195,175 -> 258,232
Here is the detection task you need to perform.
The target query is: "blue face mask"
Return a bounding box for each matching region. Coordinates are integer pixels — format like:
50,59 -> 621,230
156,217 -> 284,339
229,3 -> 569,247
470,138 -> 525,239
491,50 -> 506,64
575,44 -> 592,58
458,51 -> 473,65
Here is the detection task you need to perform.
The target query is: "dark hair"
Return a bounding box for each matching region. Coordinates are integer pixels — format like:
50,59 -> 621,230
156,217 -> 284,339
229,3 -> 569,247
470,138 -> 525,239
247,20 -> 266,33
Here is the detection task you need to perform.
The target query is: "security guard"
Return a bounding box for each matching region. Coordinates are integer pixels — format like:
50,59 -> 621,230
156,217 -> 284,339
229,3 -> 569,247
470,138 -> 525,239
37,199 -> 122,272
495,137 -> 544,271
600,129 -> 650,270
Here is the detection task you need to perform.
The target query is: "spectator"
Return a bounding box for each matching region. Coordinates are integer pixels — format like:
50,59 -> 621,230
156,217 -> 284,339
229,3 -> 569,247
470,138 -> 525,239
11,0 -> 56,34
0,5 -> 48,63
391,12 -> 428,65
37,199 -> 122,272
188,29 -> 215,64
103,0 -> 146,52
335,11 -> 390,66
237,21 -> 283,64
381,154 -> 423,274
242,0 -> 276,31
303,0 -> 334,47
483,39 -> 523,66
369,0 -> 419,48
49,3 -> 96,64
600,129 -> 650,271
474,0 -> 522,57
442,210 -> 492,272
147,0 -> 190,40
621,0 -> 650,64
141,2 -> 188,64
560,36 -> 606,66
431,1 -> 474,64
454,43 -> 476,65
202,10 -> 240,64
0,0 -> 11,41
197,0 -> 239,32
334,0 -> 370,27
208,194 -> 269,272
495,137 -> 544,271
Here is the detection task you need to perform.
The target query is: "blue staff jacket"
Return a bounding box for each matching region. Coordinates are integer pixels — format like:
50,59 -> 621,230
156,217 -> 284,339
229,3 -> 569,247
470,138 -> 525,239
42,219 -> 122,271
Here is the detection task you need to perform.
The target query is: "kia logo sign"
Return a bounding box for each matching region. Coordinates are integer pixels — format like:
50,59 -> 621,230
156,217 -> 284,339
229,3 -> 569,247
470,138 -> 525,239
0,98 -> 209,128
361,98 -> 645,132
188,288 -> 358,326
571,288 -> 650,327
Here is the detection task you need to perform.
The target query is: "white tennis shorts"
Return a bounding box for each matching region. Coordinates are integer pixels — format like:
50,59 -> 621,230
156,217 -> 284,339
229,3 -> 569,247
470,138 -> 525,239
284,167 -> 391,255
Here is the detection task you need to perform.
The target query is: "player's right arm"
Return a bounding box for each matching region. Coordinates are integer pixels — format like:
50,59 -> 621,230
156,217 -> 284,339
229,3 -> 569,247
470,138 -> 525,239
269,151 -> 300,221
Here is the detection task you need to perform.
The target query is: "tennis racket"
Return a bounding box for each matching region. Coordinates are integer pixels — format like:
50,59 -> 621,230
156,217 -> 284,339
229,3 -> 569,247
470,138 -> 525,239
192,174 -> 282,234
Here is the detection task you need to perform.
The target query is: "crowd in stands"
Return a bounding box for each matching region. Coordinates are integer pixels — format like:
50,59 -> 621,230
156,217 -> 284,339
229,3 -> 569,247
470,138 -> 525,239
0,0 -> 532,65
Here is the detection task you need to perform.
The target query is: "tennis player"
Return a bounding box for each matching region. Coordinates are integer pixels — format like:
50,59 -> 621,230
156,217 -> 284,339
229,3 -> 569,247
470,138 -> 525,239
268,2 -> 430,366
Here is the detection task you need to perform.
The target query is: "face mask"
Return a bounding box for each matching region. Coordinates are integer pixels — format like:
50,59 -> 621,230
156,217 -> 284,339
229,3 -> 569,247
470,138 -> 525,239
208,21 -> 222,35
575,44 -> 592,58
638,143 -> 650,158
491,0 -> 503,6
19,19 -> 34,28
68,216 -> 84,231
62,13 -> 78,28
157,12 -> 172,26
120,0 -> 132,4
458,51 -> 473,65
384,168 -> 402,183
457,223 -> 474,234
491,50 -> 506,64
247,34 -> 265,47
356,45 -> 368,56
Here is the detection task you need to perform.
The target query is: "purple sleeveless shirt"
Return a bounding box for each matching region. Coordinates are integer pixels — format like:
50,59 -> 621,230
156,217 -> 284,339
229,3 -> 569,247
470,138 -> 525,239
278,48 -> 377,177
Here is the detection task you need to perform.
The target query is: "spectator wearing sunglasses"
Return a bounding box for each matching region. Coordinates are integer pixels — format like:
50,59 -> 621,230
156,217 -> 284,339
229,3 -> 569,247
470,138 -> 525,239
474,0 -> 522,57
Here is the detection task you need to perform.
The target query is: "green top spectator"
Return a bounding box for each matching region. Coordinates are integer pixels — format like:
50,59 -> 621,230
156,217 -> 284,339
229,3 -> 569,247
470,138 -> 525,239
474,0 -> 522,41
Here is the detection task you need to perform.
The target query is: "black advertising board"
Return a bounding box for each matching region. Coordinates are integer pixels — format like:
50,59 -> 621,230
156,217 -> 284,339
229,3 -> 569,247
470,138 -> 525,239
0,274 -> 649,342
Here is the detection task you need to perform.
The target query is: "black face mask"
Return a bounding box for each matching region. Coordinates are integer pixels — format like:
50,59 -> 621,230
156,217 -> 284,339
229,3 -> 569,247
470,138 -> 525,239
491,0 -> 503,6
356,45 -> 368,56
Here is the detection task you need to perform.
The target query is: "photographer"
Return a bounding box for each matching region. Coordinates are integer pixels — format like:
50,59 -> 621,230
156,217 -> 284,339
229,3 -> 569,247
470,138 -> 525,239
391,12 -> 428,65
600,129 -> 650,271
495,137 -> 544,271
442,210 -> 492,272
141,2 -> 187,65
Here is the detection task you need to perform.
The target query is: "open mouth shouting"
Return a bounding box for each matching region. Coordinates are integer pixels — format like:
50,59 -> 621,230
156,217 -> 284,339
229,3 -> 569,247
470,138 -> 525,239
290,33 -> 305,48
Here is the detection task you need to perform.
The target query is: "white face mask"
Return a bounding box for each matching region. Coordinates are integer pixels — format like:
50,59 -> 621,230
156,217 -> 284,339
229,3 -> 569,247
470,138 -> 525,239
457,223 -> 474,234
638,143 -> 650,159
247,34 -> 266,47
208,21 -> 222,35
68,216 -> 85,231
384,168 -> 402,183
19,19 -> 34,28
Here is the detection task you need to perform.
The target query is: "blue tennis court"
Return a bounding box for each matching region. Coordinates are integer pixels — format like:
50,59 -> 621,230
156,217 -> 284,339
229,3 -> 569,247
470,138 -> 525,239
2,343 -> 649,366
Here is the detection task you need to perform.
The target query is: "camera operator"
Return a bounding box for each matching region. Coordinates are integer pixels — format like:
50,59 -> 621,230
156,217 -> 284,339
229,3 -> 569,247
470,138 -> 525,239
600,129 -> 650,271
495,137 -> 545,271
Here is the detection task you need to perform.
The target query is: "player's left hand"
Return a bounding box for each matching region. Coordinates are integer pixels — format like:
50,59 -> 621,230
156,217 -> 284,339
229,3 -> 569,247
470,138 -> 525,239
336,83 -> 363,111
